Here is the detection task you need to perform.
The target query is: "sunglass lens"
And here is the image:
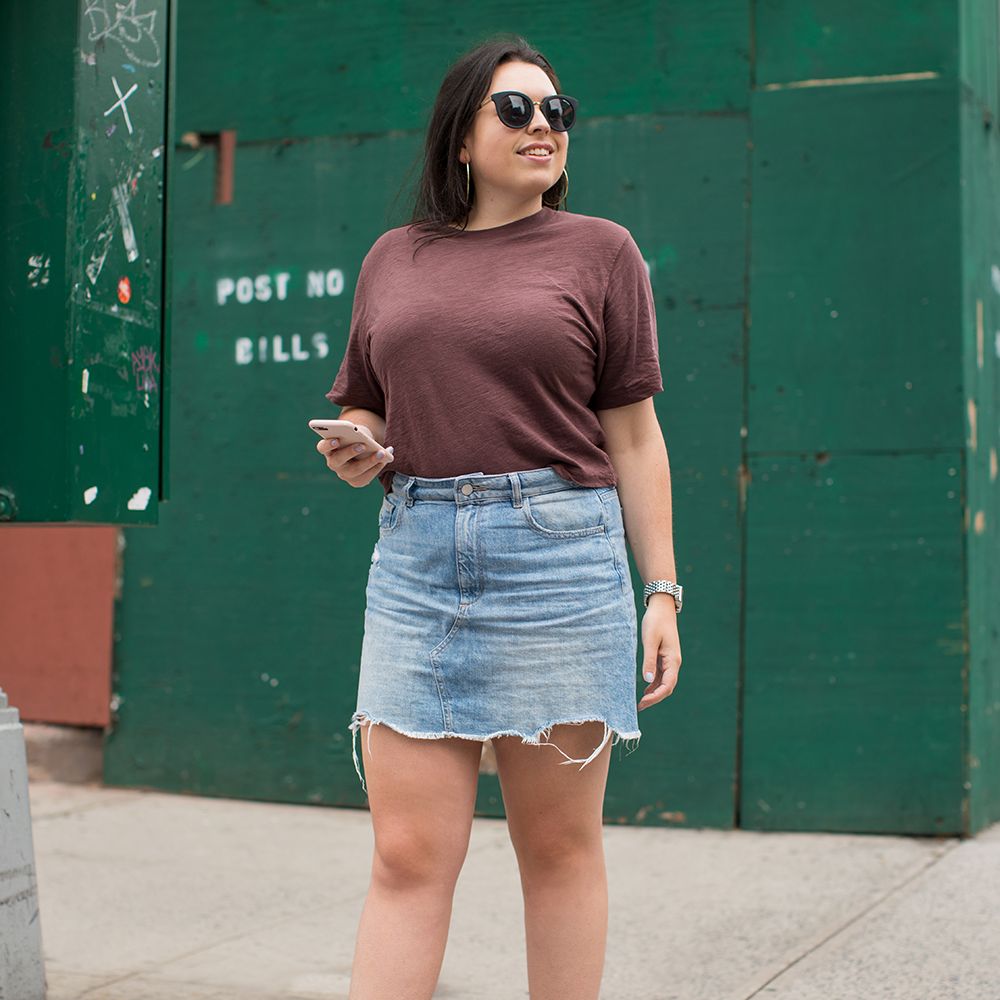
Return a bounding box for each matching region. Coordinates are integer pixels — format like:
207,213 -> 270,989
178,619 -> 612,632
496,93 -> 533,128
543,97 -> 575,132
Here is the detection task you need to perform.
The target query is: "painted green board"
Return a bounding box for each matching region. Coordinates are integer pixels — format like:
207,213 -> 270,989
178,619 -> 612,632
748,78 -> 962,454
959,0 -> 1000,834
755,0 -> 957,86
579,112 -> 748,827
0,3 -> 77,521
741,452 -> 966,834
0,0 -> 169,524
172,0 -> 751,143
959,0 -> 999,119
105,135 -> 407,803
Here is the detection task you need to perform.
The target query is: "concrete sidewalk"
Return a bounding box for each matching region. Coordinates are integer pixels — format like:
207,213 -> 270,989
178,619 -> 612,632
24,773 -> 1000,1000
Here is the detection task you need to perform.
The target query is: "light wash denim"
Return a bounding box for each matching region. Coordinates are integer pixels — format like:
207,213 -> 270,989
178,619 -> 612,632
349,466 -> 641,793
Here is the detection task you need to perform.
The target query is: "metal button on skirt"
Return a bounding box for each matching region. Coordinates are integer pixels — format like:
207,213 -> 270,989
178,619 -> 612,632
348,466 -> 641,793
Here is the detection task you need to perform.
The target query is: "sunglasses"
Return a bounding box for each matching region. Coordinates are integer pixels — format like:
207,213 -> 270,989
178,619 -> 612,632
480,91 -> 579,132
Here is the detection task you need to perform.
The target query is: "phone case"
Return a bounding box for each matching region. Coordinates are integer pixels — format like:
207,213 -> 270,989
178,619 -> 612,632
308,419 -> 385,451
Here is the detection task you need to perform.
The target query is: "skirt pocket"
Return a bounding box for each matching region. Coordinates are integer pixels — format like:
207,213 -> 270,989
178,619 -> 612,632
377,491 -> 403,535
521,486 -> 607,538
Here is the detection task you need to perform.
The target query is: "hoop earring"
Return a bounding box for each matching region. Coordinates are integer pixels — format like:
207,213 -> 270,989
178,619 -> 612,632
465,161 -> 471,203
558,167 -> 569,206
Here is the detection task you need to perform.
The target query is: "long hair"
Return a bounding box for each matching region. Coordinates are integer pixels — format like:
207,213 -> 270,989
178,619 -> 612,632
405,34 -> 570,256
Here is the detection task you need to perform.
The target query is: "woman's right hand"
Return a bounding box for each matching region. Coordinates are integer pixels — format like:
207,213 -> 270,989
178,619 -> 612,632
316,434 -> 394,488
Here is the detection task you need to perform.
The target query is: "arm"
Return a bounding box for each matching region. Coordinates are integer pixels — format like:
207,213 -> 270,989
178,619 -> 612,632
338,406 -> 386,446
597,396 -> 681,706
596,397 -> 677,595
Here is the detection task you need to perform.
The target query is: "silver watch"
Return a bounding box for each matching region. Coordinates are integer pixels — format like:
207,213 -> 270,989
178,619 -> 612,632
643,579 -> 682,613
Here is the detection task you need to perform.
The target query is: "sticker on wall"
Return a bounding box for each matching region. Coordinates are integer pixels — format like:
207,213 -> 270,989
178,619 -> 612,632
117,275 -> 132,303
111,180 -> 140,261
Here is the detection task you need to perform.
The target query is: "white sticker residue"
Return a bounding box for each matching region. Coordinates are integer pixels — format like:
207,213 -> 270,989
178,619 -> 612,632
127,486 -> 152,510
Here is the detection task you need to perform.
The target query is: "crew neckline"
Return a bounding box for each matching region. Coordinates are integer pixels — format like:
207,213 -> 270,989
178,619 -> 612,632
449,205 -> 554,238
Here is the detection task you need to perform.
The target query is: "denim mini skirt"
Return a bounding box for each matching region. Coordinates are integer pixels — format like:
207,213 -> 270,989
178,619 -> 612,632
348,465 -> 642,793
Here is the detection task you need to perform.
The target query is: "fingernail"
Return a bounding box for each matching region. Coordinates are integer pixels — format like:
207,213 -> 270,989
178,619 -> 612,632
376,450 -> 384,459
354,443 -> 365,452
644,672 -> 653,682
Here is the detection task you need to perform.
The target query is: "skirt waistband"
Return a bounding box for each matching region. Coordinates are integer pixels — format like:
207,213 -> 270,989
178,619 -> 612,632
389,466 -> 607,506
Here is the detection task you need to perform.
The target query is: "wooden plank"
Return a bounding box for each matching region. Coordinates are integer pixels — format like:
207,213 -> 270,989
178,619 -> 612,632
742,451 -> 966,834
755,0 -> 956,88
749,79 -> 962,453
959,44 -> 1000,833
172,0 -> 752,142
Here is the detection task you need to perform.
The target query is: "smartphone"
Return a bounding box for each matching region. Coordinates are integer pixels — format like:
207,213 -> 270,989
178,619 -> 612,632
308,418 -> 387,453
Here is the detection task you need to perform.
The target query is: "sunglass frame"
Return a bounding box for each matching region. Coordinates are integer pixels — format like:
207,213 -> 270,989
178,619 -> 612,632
480,91 -> 579,132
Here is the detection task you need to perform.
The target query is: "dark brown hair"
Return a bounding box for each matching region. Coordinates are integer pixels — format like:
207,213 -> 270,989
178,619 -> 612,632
404,34 -> 570,254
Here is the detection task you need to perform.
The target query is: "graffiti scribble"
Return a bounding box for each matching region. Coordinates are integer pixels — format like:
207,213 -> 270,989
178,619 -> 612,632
131,345 -> 160,392
83,0 -> 161,67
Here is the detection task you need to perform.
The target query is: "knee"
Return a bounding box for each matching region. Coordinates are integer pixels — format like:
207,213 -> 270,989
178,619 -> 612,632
371,827 -> 468,892
512,821 -> 604,874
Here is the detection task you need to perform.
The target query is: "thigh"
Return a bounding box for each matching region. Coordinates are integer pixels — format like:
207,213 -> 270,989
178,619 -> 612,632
359,720 -> 484,873
492,722 -> 611,853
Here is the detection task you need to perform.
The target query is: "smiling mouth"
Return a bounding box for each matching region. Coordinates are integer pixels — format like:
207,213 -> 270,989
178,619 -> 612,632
518,150 -> 554,159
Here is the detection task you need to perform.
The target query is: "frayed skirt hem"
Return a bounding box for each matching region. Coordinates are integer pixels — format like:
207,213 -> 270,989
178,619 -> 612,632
347,709 -> 641,795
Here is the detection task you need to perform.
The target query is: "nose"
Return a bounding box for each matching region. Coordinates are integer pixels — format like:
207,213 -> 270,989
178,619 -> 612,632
527,101 -> 551,134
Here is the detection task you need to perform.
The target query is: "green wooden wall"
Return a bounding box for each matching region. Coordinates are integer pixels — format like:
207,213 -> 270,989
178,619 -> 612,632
100,1 -> 999,834
0,1 -> 170,524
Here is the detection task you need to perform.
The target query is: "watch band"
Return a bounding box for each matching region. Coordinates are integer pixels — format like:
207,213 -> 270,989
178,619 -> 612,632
643,579 -> 682,613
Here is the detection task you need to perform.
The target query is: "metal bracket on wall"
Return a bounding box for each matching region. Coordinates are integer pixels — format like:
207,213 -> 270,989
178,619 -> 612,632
179,129 -> 237,204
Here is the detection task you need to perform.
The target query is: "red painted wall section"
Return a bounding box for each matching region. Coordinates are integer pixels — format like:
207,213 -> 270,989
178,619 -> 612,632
0,526 -> 116,727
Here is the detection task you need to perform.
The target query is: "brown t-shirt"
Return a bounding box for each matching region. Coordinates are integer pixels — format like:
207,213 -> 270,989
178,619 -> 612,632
325,205 -> 664,496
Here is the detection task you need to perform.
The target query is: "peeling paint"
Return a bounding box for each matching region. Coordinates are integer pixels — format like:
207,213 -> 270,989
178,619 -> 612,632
967,397 -> 977,452
27,254 -> 51,287
84,486 -> 98,505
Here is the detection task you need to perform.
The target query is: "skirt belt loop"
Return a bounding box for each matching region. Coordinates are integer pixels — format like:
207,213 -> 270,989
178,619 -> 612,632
508,472 -> 523,508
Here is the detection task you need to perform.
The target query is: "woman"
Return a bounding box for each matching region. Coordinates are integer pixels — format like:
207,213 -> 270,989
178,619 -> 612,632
319,34 -> 682,1000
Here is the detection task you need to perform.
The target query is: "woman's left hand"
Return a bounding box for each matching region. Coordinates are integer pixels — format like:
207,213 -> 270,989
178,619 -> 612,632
637,599 -> 681,710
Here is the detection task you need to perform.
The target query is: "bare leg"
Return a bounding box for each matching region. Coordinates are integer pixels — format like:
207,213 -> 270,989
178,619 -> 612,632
492,722 -> 613,1000
349,720 -> 484,1000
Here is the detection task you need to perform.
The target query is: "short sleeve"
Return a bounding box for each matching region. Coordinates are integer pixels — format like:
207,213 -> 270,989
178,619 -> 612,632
324,251 -> 386,416
590,233 -> 664,410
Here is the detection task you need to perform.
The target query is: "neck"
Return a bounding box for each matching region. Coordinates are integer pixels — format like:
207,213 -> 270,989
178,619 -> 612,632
458,196 -> 544,231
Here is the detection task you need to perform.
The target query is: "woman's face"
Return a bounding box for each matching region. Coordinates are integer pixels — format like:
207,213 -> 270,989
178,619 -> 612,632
460,60 -> 569,212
